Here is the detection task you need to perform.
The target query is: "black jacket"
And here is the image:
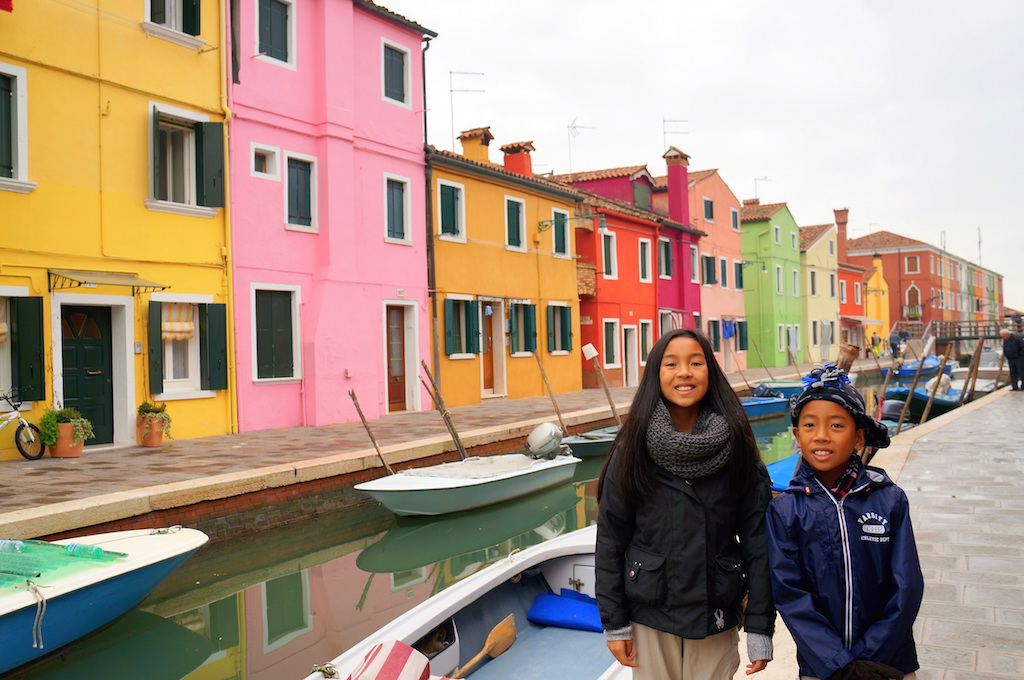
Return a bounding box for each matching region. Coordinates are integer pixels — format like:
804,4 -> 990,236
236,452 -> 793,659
1004,333 -> 1023,361
596,454 -> 776,640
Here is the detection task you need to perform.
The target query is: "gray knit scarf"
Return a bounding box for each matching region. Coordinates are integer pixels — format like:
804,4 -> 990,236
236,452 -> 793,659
646,400 -> 733,480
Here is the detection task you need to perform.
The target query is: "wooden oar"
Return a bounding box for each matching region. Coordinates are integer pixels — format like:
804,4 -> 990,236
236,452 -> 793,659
451,614 -> 517,678
919,351 -> 950,424
419,362 -> 468,460
534,351 -> 567,435
751,339 -> 776,381
876,356 -> 903,420
994,354 -> 1007,389
348,389 -> 394,475
582,344 -> 622,426
895,350 -> 929,435
728,342 -> 753,394
957,338 -> 985,406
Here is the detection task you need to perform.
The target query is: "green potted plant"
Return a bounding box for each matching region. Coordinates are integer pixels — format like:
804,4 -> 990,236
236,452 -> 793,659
137,401 -> 171,447
39,407 -> 94,458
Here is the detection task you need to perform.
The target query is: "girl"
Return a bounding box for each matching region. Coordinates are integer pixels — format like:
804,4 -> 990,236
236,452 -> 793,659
595,329 -> 775,679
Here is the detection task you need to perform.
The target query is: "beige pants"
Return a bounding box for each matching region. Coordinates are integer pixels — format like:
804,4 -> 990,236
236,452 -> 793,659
802,673 -> 917,680
630,622 -> 739,680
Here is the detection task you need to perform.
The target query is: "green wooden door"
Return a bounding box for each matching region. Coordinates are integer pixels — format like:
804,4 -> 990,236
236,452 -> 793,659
62,306 -> 114,445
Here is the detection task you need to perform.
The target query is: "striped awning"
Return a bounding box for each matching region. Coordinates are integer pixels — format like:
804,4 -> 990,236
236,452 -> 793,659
162,303 -> 194,341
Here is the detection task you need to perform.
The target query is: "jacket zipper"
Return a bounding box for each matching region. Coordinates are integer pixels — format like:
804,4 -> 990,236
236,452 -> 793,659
813,477 -> 870,648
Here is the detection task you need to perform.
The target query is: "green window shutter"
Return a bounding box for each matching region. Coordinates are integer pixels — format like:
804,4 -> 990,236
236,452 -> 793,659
386,179 -> 404,239
440,184 -> 458,235
546,305 -> 555,352
510,305 -> 519,353
152,108 -> 162,199
0,74 -> 11,179
287,159 -> 312,226
466,302 -> 480,354
9,297 -> 44,402
148,301 -> 164,395
196,122 -> 224,208
506,201 -> 521,247
561,307 -> 572,351
525,304 -> 537,352
738,321 -> 748,351
554,213 -> 567,254
383,46 -> 406,101
443,299 -> 455,355
255,290 -> 293,378
198,303 -> 228,390
183,0 -> 200,36
151,0 -> 166,23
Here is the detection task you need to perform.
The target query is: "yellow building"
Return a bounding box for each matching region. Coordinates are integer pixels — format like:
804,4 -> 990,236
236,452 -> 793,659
863,254 -> 891,346
428,129 -> 583,407
0,2 -> 233,459
799,224 -> 841,362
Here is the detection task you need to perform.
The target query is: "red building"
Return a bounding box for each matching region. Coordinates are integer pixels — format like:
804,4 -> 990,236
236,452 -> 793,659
832,209 -> 873,348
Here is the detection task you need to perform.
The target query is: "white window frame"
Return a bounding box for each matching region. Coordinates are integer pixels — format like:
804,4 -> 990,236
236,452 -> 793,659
145,101 -> 217,218
731,208 -> 739,232
383,172 -> 412,245
775,265 -> 783,294
792,269 -> 799,297
0,61 -> 34,194
250,142 -> 280,181
773,225 -> 781,245
830,273 -> 837,299
602,319 -> 621,369
791,232 -> 798,250
638,238 -> 652,283
906,255 -> 920,274
261,570 -> 312,653
701,253 -> 716,286
810,269 -> 818,296
812,320 -> 820,345
829,240 -> 835,255
777,324 -> 785,352
284,150 -> 317,233
840,280 -> 848,303
601,229 -> 618,280
141,0 -> 204,49
658,237 -> 673,279
510,300 -> 534,358
381,38 -> 412,109
151,292 -> 217,401
719,256 -> 729,289
689,244 -> 699,284
437,178 -> 466,243
0,287 -> 29,403
548,301 -> 571,355
702,196 -> 714,222
639,319 -> 653,365
733,260 -> 744,290
552,208 -> 571,258
854,282 -> 861,304
250,283 -> 302,383
505,196 -> 526,252
254,0 -> 297,71
446,293 -> 477,360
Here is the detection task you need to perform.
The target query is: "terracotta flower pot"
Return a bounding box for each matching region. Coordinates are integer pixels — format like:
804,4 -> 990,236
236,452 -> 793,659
137,417 -> 164,447
52,422 -> 84,458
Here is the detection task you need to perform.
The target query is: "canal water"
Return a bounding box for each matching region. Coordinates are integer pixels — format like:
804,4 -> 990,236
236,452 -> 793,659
15,373 -> 890,680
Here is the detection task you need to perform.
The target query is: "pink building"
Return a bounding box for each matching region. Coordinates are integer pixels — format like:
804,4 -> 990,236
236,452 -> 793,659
226,1 -> 436,430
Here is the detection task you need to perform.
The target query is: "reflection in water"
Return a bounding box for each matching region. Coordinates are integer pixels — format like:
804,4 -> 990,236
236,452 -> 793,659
20,374 -> 884,680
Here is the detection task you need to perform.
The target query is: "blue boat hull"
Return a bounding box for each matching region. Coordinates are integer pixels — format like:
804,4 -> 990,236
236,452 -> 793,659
742,397 -> 789,421
2,550 -> 198,674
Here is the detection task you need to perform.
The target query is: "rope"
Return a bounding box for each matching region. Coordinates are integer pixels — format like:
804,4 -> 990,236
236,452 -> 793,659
310,663 -> 338,678
149,525 -> 183,535
28,581 -> 47,649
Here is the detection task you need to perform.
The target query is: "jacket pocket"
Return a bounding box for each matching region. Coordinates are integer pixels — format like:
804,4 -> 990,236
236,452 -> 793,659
713,554 -> 747,606
623,545 -> 666,605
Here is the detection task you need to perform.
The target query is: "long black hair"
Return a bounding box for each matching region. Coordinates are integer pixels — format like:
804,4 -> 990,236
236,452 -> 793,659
597,328 -> 762,504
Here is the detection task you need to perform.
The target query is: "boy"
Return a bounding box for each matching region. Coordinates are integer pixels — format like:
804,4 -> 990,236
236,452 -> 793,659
767,364 -> 923,680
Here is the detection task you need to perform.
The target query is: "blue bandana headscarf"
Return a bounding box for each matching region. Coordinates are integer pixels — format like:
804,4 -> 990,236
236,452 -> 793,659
789,363 -> 891,449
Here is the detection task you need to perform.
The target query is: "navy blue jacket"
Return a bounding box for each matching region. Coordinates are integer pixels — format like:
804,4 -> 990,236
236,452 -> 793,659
767,460 -> 923,679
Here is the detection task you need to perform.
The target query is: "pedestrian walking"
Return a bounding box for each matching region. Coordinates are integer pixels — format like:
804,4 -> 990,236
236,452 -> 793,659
767,363 -> 923,680
596,329 -> 775,678
888,330 -> 900,359
871,332 -> 881,358
1000,328 -> 1024,391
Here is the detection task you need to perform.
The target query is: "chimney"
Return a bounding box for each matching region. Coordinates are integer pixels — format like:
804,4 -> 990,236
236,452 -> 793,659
833,207 -> 849,262
500,141 -> 535,175
743,198 -> 760,206
662,146 -> 691,226
457,127 -> 494,164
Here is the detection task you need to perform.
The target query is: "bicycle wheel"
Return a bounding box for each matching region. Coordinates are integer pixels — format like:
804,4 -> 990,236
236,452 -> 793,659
15,422 -> 45,460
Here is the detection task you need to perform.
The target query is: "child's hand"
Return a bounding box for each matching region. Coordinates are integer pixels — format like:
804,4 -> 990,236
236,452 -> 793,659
745,659 -> 769,674
606,639 -> 638,667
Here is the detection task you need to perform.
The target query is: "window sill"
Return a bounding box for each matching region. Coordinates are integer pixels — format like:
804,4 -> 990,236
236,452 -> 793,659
153,389 -> 217,402
255,53 -> 297,71
145,199 -> 218,218
554,252 -> 573,260
510,351 -> 535,358
505,245 -> 527,253
384,236 -> 413,246
141,22 -> 204,50
0,178 -> 37,194
285,223 -> 318,234
447,353 -> 476,360
659,274 -> 673,280
549,350 -> 569,356
253,377 -> 301,384
439,233 -> 466,244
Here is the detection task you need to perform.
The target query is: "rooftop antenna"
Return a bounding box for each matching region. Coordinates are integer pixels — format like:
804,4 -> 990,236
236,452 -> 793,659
978,226 -> 982,265
662,118 -> 689,150
567,117 -> 595,173
449,71 -> 485,151
753,176 -> 771,199
940,230 -> 946,251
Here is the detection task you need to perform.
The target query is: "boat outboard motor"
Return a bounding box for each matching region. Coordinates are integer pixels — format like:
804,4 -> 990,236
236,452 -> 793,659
752,384 -> 783,398
880,399 -> 914,423
526,422 -> 565,460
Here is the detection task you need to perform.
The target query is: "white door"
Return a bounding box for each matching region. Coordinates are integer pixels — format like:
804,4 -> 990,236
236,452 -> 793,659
623,326 -> 639,387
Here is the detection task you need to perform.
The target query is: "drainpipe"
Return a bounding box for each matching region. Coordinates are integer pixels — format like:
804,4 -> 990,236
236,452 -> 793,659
220,0 -> 240,433
423,37 -> 441,402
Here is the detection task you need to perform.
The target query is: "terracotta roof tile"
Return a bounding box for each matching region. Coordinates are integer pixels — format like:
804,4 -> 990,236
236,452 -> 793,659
355,0 -> 437,37
566,186 -> 705,237
740,200 -> 787,222
429,146 -> 581,197
652,168 -> 717,189
550,165 -> 649,183
799,223 -> 833,251
847,230 -> 929,251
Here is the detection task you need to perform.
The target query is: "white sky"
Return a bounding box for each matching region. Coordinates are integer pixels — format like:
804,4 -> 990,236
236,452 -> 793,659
384,0 -> 1024,309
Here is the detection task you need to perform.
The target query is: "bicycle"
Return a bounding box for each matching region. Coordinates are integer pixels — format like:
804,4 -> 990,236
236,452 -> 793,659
1,389 -> 45,460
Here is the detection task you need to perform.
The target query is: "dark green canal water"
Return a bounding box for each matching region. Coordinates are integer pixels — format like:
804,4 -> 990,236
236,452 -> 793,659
13,374 -> 889,680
